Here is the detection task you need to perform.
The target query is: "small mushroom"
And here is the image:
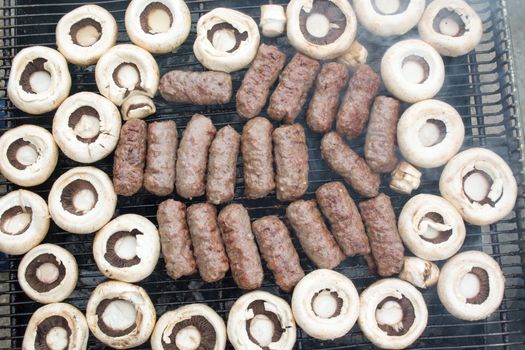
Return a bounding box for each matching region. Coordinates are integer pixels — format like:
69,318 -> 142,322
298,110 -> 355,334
95,44 -> 160,106
358,278 -> 428,349
18,243 -> 78,304
398,100 -> 465,168
86,280 -> 156,349
398,194 -> 466,261
439,148 -> 518,226
7,46 -> 71,115
353,0 -> 426,37
389,161 -> 421,195
381,39 -> 445,103
22,303 -> 89,350
125,0 -> 191,54
438,250 -> 505,321
260,4 -> 287,37
291,269 -> 359,340
286,0 -> 357,60
53,92 -> 121,164
93,214 -> 160,283
419,0 -> 483,57
151,304 -> 227,350
120,92 -> 156,120
227,290 -> 296,350
337,40 -> 368,70
194,8 -> 260,73
56,4 -> 118,66
399,257 -> 440,289
0,124 -> 58,187
48,166 -> 117,234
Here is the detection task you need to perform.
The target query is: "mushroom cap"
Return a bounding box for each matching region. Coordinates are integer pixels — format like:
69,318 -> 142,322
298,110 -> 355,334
0,189 -> 49,255
56,4 -> 118,66
0,124 -> 58,187
438,250 -> 505,321
18,243 -> 78,304
399,256 -> 440,289
193,8 -> 260,73
125,0 -> 191,54
419,0 -> 483,57
439,148 -> 518,225
53,92 -> 122,164
120,92 -> 156,120
7,46 -> 71,115
260,4 -> 287,38
151,304 -> 226,350
292,269 -> 359,340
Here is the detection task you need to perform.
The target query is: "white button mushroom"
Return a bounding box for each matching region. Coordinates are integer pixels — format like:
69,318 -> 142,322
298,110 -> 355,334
389,161 -> 421,195
399,257 -> 440,289
260,4 -> 286,37
120,92 -> 156,120
337,40 -> 368,71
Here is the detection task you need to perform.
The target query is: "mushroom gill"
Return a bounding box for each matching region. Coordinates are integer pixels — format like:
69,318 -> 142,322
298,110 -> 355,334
298,0 -> 347,45
246,300 -> 285,348
140,2 -> 173,34
375,296 -> 415,336
25,253 -> 66,293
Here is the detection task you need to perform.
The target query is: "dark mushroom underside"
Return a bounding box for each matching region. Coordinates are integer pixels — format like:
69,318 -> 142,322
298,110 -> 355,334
419,212 -> 453,244
104,229 -> 143,268
140,2 -> 173,34
465,267 -> 490,305
35,315 -> 72,350
462,169 -> 501,207
60,179 -> 98,215
402,55 -> 430,84
25,253 -> 66,293
68,106 -> 101,143
6,138 -> 38,170
69,18 -> 103,47
371,0 -> 411,15
299,0 -> 347,45
161,315 -> 216,350
207,23 -> 248,53
246,300 -> 285,349
311,289 -> 344,318
96,298 -> 137,337
19,57 -> 49,94
0,205 -> 32,235
376,296 -> 415,336
432,8 -> 467,37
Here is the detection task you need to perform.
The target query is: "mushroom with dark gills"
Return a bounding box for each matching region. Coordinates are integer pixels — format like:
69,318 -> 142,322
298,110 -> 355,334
358,278 -> 428,349
227,290 -> 296,350
286,0 -> 357,60
291,269 -> 360,340
56,4 -> 118,66
0,125 -> 58,187
151,304 -> 227,350
399,257 -> 440,289
48,166 -> 117,234
18,244 -> 78,304
22,303 -> 89,350
438,251 -> 505,321
86,280 -> 156,349
439,148 -> 518,226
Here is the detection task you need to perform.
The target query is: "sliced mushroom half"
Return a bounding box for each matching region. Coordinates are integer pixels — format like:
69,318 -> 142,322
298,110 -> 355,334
151,304 -> 226,350
439,148 -> 518,226
419,0 -> 483,57
93,214 -> 160,283
381,39 -> 445,103
438,250 -> 505,321
398,194 -> 466,261
56,4 -> 118,66
48,166 -> 117,234
286,0 -> 357,60
53,92 -> 121,164
120,92 -> 156,120
291,269 -> 359,340
227,290 -> 296,350
358,278 -> 428,349
86,280 -> 156,349
95,44 -> 160,106
22,303 -> 89,350
7,46 -> 71,114
193,8 -> 260,73
398,99 -> 465,168
125,0 -> 191,54
0,124 -> 58,186
399,257 -> 440,289
260,5 -> 287,38
18,243 -> 78,304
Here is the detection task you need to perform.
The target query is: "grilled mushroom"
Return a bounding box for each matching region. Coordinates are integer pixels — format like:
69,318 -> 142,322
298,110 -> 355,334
389,161 -> 421,195
286,0 -> 357,60
151,304 -> 227,350
399,257 -> 440,289
53,92 -> 121,164
438,251 -> 505,321
22,303 -> 89,350
337,40 -> 368,70
95,44 -> 160,106
439,148 -> 518,226
359,278 -> 428,349
7,46 -> 71,115
398,194 -> 466,261
120,92 -> 156,120
419,0 -> 483,57
86,280 -> 156,349
0,124 -> 58,187
381,39 -> 445,103
18,244 -> 78,304
48,166 -> 117,234
291,269 -> 359,340
56,4 -> 118,66
227,290 -> 296,350
93,214 -> 160,283
125,0 -> 191,54
260,4 -> 287,37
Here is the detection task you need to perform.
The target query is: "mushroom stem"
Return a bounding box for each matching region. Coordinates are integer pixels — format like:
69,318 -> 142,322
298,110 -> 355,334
337,40 -> 368,70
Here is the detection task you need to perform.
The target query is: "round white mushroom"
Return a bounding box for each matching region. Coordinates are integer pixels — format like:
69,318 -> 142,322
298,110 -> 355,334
389,161 -> 421,195
439,148 -> 518,226
7,46 -> 71,115
0,124 -> 58,187
399,257 -> 440,289
260,4 -> 287,38
120,92 -> 156,120
438,250 -> 505,321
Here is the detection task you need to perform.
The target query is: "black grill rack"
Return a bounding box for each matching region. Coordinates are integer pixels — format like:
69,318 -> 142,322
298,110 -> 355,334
0,0 -> 524,349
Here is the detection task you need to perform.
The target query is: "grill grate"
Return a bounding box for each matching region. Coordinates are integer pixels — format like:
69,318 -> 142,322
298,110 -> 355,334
1,0 -> 525,349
